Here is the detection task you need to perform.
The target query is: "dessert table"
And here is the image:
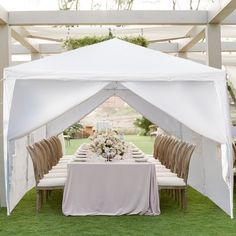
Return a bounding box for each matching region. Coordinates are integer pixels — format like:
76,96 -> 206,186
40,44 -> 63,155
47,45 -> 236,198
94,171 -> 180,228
62,159 -> 160,216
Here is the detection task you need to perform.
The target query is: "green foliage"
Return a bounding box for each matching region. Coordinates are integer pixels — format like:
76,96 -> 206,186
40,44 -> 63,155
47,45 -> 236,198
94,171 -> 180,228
133,116 -> 153,136
115,0 -> 134,10
63,123 -> 83,138
121,36 -> 148,47
63,35 -> 148,50
58,0 -> 80,10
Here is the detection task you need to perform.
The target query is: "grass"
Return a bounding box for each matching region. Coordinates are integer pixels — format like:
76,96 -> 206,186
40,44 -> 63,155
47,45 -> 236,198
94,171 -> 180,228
0,135 -> 236,236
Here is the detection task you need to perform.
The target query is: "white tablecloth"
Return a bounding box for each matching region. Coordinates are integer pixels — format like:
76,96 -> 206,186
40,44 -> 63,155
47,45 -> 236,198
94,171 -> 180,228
62,161 -> 160,216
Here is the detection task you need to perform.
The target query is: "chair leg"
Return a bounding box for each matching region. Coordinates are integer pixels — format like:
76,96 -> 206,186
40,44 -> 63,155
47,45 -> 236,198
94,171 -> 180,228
43,190 -> 47,203
36,189 -> 41,213
176,189 -> 181,206
181,188 -> 187,211
40,190 -> 43,210
178,189 -> 181,207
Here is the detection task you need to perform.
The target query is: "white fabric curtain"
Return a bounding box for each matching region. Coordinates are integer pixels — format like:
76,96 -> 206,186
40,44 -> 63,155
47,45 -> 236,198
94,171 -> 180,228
116,89 -> 182,138
117,87 -> 232,216
8,80 -> 108,140
46,90 -> 114,137
121,81 -> 226,143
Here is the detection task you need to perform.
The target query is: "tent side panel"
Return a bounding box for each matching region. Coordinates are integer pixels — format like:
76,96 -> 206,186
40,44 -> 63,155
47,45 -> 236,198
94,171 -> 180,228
202,137 -> 232,216
181,125 -> 232,216
8,80 -> 108,140
121,81 -> 226,144
46,90 -> 114,137
9,126 -> 46,213
116,90 -> 182,138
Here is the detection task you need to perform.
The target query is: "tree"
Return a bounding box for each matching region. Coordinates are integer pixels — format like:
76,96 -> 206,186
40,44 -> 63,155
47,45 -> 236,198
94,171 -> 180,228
64,123 -> 83,138
134,117 -> 153,136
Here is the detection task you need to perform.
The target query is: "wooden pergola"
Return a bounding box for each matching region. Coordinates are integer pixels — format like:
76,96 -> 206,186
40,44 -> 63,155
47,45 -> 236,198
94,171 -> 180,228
0,0 -> 236,207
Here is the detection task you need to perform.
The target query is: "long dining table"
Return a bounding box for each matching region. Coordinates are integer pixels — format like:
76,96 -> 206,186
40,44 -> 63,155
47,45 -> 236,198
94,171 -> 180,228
62,145 -> 160,216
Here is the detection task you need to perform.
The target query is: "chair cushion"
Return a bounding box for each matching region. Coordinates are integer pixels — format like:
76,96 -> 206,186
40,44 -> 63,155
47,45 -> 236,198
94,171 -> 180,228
52,165 -> 67,169
156,172 -> 177,177
155,164 -> 166,168
61,155 -> 74,159
49,169 -> 67,173
44,173 -> 67,178
157,177 -> 186,187
146,155 -> 154,158
156,168 -> 171,172
59,160 -> 71,164
38,178 -> 66,188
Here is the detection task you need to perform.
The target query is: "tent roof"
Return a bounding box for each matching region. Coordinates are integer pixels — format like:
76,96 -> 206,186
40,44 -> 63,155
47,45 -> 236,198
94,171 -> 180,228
5,38 -> 224,81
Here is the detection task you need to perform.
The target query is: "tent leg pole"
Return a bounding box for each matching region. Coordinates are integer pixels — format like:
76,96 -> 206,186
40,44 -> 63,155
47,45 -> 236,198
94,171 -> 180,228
0,25 -> 11,208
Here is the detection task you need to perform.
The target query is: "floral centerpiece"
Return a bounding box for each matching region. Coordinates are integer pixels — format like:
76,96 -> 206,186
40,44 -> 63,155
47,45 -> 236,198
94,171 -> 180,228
89,130 -> 127,161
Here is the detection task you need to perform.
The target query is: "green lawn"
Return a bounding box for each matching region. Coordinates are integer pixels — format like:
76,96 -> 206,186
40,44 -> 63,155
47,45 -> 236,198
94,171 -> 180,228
0,135 -> 236,236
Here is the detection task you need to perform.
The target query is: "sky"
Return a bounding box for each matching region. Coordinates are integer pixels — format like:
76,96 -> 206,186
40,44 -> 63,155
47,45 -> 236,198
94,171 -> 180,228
0,0 -> 214,11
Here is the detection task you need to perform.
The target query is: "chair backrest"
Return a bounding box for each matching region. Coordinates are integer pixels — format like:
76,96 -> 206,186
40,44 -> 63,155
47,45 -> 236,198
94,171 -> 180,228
159,136 -> 172,164
163,137 -> 176,167
44,138 -> 58,166
36,142 -> 51,173
165,139 -> 179,169
173,142 -> 188,176
153,135 -> 163,158
49,137 -> 60,162
33,142 -> 48,174
26,145 -> 43,183
232,142 -> 236,168
156,135 -> 167,158
33,143 -> 48,175
40,140 -> 53,169
52,136 -> 63,158
180,144 -> 196,183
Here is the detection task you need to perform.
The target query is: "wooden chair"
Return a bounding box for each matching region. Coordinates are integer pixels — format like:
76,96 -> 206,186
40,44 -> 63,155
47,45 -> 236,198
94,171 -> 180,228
27,143 -> 66,212
232,142 -> 236,176
157,143 -> 196,210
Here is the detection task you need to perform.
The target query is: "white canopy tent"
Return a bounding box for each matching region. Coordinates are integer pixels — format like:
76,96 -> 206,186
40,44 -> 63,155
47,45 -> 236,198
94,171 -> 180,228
3,39 -> 233,217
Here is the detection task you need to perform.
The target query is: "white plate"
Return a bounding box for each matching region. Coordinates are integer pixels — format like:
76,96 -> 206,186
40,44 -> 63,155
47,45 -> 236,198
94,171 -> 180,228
132,154 -> 144,158
135,158 -> 148,162
74,159 -> 87,162
75,154 -> 87,158
132,152 -> 142,155
132,148 -> 140,152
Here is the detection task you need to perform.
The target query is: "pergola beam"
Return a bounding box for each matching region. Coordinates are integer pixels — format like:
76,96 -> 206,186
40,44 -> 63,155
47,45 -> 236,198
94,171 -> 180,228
149,42 -> 179,53
11,26 -> 39,53
0,4 -> 8,24
178,1 -> 236,53
209,0 -> 236,23
178,26 -> 205,52
6,10 -> 236,26
223,11 -> 236,24
11,41 -> 236,54
8,10 -> 208,26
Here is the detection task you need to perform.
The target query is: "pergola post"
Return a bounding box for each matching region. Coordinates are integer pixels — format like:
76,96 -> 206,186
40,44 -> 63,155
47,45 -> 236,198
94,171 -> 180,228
31,53 -> 41,61
178,52 -> 187,59
0,25 -> 11,207
206,24 -> 222,69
